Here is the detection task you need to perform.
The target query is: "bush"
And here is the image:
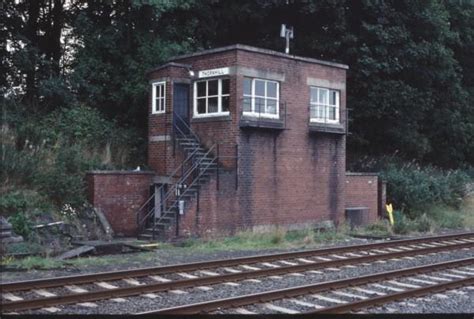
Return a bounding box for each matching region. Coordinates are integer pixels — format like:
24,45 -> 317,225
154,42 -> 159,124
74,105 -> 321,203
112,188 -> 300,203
8,212 -> 34,239
412,214 -> 434,233
392,210 -> 410,234
2,105 -> 146,212
358,220 -> 392,237
381,163 -> 471,218
0,190 -> 51,217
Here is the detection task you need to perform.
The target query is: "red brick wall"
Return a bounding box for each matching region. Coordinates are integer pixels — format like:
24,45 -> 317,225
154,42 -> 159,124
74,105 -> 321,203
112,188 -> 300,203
86,171 -> 154,236
345,173 -> 379,223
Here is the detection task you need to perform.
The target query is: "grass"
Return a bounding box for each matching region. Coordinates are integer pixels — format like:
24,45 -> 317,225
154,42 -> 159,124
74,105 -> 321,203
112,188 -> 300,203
5,242 -> 44,255
4,256 -> 65,270
351,219 -> 393,237
177,226 -> 350,252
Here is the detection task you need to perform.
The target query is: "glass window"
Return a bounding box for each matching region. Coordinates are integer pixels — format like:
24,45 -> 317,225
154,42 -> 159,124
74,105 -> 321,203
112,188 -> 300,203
243,78 -> 251,95
197,81 -> 206,97
193,78 -> 230,117
208,80 -> 218,96
222,79 -> 230,95
242,77 -> 280,118
197,99 -> 206,114
255,80 -> 265,96
309,87 -> 340,124
152,81 -> 166,114
267,82 -> 277,98
222,96 -> 230,112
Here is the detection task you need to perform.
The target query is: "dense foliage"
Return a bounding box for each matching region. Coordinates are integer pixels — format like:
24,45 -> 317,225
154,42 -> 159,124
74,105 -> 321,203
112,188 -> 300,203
1,1 -> 473,220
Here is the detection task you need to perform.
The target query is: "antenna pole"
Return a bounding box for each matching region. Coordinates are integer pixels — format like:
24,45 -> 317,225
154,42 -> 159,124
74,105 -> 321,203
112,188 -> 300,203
280,24 -> 293,54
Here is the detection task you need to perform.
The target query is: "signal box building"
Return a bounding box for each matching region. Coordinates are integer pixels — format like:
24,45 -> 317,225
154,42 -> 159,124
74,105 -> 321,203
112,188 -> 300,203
87,45 -> 384,239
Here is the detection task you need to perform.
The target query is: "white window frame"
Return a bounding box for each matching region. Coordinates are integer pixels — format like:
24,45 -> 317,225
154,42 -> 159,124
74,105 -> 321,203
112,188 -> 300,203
309,87 -> 340,124
193,78 -> 230,118
152,81 -> 166,114
243,78 -> 279,119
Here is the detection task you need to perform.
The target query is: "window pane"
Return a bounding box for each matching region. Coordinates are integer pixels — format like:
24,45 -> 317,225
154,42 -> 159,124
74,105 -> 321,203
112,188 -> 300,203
197,98 -> 206,114
313,105 -> 324,119
197,82 -> 206,97
255,80 -> 265,96
157,85 -> 161,98
319,105 -> 326,119
222,79 -> 230,95
310,87 -> 318,103
329,90 -> 337,105
243,78 -> 251,95
329,106 -> 336,120
267,82 -> 277,98
208,97 -> 218,113
208,80 -> 218,96
158,98 -> 164,111
318,89 -> 327,103
267,99 -> 277,114
222,96 -> 229,112
255,97 -> 265,113
243,97 -> 252,112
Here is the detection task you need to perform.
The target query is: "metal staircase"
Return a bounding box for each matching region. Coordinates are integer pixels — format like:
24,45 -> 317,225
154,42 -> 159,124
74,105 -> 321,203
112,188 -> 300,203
137,113 -> 218,240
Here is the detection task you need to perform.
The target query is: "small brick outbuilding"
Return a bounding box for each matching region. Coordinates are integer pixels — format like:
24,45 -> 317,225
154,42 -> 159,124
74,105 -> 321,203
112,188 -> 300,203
87,44 -> 384,239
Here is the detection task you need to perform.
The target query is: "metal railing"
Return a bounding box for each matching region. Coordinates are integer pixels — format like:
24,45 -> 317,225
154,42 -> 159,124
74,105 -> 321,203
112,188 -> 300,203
308,105 -> 349,126
136,144 -> 203,235
137,111 -> 219,239
149,145 -> 216,239
239,98 -> 287,128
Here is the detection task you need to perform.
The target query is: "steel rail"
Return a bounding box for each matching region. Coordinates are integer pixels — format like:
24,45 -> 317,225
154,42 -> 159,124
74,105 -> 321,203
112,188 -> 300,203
138,257 -> 473,314
309,277 -> 473,314
2,240 -> 473,312
2,231 -> 472,293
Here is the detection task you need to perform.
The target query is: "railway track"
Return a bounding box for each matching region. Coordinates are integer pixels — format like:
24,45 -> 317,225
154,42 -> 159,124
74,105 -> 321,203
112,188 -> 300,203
139,258 -> 474,314
1,232 -> 473,314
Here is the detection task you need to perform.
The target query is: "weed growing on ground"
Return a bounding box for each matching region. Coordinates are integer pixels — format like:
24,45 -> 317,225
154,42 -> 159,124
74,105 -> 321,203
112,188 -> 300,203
177,227 -> 350,251
11,256 -> 64,270
352,219 -> 393,237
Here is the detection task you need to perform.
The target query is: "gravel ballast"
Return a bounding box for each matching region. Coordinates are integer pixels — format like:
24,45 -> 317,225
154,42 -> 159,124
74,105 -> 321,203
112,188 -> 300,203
15,248 -> 473,315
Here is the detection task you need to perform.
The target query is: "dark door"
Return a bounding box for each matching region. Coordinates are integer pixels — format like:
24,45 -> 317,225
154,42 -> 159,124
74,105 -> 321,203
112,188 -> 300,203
173,83 -> 190,135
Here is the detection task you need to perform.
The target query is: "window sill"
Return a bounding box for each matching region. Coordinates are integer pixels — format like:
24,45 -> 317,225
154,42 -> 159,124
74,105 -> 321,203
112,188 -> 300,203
191,115 -> 232,123
309,122 -> 346,134
240,116 -> 285,130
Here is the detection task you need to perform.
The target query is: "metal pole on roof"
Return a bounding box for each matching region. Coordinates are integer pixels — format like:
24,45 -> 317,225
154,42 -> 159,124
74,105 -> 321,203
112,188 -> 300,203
280,24 -> 294,54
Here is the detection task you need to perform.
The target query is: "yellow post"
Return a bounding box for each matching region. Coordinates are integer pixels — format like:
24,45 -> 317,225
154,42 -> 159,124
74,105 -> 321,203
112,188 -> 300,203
386,203 -> 394,226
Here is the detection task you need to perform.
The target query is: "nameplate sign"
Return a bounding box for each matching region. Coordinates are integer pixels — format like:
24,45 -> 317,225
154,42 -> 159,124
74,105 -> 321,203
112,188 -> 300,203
198,67 -> 230,78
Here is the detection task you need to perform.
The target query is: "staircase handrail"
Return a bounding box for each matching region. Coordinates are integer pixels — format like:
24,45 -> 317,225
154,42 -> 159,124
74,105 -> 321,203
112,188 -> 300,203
173,111 -> 201,144
136,143 -> 203,232
159,144 -> 216,209
150,145 -> 217,237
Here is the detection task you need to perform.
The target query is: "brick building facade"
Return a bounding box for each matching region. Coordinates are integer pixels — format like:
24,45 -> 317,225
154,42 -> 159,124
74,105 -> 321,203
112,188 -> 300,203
87,44 -> 383,239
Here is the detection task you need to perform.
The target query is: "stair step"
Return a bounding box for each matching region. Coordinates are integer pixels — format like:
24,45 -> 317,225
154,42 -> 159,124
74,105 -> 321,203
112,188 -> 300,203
145,224 -> 169,232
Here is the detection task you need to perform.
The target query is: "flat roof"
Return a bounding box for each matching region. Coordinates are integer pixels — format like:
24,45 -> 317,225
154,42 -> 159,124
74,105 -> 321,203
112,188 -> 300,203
169,44 -> 349,70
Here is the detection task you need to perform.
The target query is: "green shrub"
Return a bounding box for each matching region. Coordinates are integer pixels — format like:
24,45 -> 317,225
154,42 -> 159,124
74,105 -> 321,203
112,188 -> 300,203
412,214 -> 434,233
0,190 -> 51,217
3,105 -> 146,213
6,242 -> 44,255
8,212 -> 34,239
381,163 -> 471,218
359,220 -> 392,236
423,205 -> 465,229
0,145 -> 38,187
0,192 -> 28,216
392,210 -> 410,234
